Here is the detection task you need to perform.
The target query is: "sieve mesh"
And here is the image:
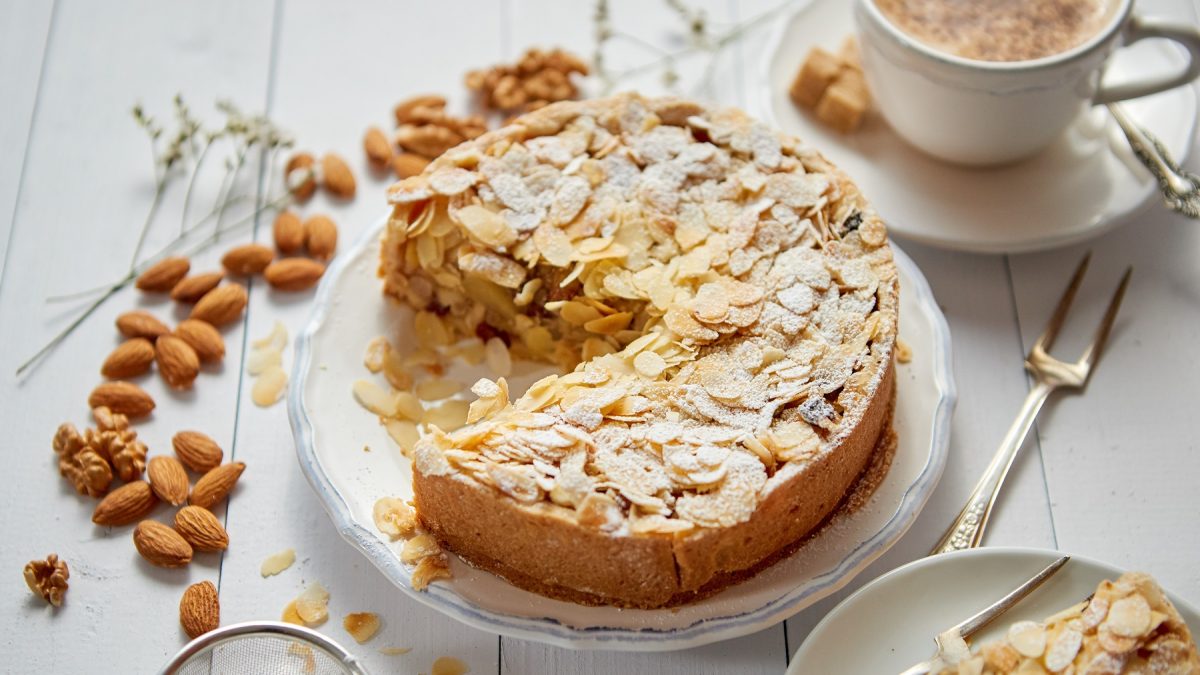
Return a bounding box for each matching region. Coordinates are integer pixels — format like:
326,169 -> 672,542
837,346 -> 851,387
160,621 -> 368,675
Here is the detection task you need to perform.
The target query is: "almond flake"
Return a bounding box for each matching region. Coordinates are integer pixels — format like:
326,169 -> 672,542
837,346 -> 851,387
401,534 -> 443,564
261,548 -> 296,577
354,380 -> 399,417
484,337 -> 512,377
1007,621 -> 1047,658
633,351 -> 667,378
373,497 -> 417,539
294,583 -> 330,626
416,378 -> 465,401
252,366 -> 288,407
385,420 -> 421,455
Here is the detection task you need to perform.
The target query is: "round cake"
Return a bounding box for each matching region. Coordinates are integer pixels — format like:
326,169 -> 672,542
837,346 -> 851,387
381,94 -> 898,608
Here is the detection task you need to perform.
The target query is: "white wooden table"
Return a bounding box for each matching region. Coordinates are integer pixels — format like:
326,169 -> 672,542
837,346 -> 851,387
2,1 -> 1198,672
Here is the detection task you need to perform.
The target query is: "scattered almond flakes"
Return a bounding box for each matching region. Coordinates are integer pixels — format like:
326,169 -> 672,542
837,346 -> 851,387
260,548 -> 296,577
281,599 -> 304,625
373,497 -> 418,539
412,555 -> 452,591
431,656 -> 470,675
343,612 -> 382,644
353,379 -> 400,417
248,323 -> 290,406
400,533 -> 443,564
484,337 -> 511,377
415,377 -> 465,401
252,366 -> 288,406
294,582 -> 330,626
896,337 -> 912,364
385,419 -> 421,457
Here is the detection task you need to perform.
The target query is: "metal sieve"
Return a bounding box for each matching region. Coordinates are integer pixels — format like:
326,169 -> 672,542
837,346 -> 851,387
158,620 -> 371,675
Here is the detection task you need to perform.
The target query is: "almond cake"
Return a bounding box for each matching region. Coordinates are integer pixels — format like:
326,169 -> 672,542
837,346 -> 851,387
380,93 -> 899,608
938,572 -> 1200,674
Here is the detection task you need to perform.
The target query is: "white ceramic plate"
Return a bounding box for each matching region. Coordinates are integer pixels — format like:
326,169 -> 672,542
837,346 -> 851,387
289,220 -> 956,651
788,546 -> 1200,674
758,0 -> 1199,254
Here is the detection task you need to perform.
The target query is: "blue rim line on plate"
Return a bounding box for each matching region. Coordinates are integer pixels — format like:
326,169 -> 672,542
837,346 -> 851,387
288,217 -> 957,650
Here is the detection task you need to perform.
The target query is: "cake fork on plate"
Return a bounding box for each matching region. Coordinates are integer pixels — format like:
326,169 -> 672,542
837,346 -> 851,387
897,556 -> 1071,675
929,253 -> 1132,555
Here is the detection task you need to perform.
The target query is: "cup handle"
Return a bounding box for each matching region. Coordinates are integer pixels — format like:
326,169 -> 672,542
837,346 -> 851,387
1095,15 -> 1200,104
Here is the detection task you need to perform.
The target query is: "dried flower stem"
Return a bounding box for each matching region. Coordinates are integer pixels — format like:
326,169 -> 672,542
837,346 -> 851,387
593,0 -> 791,93
17,96 -> 295,378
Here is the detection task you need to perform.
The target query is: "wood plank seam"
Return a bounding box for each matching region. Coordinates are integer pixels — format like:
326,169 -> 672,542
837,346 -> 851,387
1002,254 -> 1061,550
0,0 -> 60,296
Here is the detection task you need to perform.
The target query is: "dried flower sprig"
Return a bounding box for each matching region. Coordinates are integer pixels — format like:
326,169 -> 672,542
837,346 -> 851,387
592,0 -> 792,95
17,96 -> 300,377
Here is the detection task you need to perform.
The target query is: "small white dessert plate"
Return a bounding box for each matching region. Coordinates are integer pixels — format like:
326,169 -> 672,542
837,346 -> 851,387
758,0 -> 1199,254
787,546 -> 1200,674
289,220 -> 956,651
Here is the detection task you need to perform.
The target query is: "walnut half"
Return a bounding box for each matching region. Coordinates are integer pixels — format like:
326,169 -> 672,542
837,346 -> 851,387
24,554 -> 69,607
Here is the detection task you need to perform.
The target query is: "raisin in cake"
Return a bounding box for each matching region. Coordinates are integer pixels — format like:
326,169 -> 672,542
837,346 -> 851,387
381,93 -> 898,608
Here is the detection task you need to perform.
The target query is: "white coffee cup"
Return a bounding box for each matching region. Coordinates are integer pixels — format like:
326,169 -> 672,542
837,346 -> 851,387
854,0 -> 1200,165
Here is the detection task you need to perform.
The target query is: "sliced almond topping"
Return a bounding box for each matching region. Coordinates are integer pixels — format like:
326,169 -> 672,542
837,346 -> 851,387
1007,621 -> 1047,658
1104,594 -> 1151,638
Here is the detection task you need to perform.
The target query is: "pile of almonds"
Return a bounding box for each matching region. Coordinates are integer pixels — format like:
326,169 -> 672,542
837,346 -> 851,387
363,95 -> 488,182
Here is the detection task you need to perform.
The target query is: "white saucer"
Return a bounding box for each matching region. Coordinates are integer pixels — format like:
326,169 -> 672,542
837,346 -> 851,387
289,220 -> 956,650
758,0 -> 1198,254
788,546 -> 1200,674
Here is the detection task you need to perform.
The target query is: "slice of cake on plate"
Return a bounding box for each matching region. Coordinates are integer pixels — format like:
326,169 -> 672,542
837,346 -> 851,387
940,572 -> 1200,674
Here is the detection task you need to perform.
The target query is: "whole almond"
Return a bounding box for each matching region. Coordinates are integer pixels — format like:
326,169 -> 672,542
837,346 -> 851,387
303,215 -> 338,261
88,382 -> 156,418
156,335 -> 200,389
393,153 -> 430,179
172,431 -> 223,473
170,272 -> 224,303
180,581 -> 220,639
135,257 -> 190,292
285,152 -> 316,201
147,456 -> 189,506
92,480 -> 157,526
320,153 -> 356,199
174,506 -> 229,551
101,338 -> 155,379
273,211 -> 305,254
116,310 -> 170,340
221,244 -> 274,276
190,462 -> 246,509
363,127 -> 394,172
133,520 -> 193,568
175,319 -> 225,363
264,259 -> 325,292
190,284 -> 247,326
394,94 -> 446,125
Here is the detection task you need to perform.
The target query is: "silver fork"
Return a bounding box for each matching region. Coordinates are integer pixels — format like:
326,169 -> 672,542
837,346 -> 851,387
930,254 -> 1132,555
898,556 -> 1072,675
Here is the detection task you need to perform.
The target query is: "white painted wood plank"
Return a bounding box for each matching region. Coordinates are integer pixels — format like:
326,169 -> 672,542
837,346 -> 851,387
1008,217 -> 1200,603
213,2 -> 504,674
0,0 -> 54,282
0,0 -> 275,671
